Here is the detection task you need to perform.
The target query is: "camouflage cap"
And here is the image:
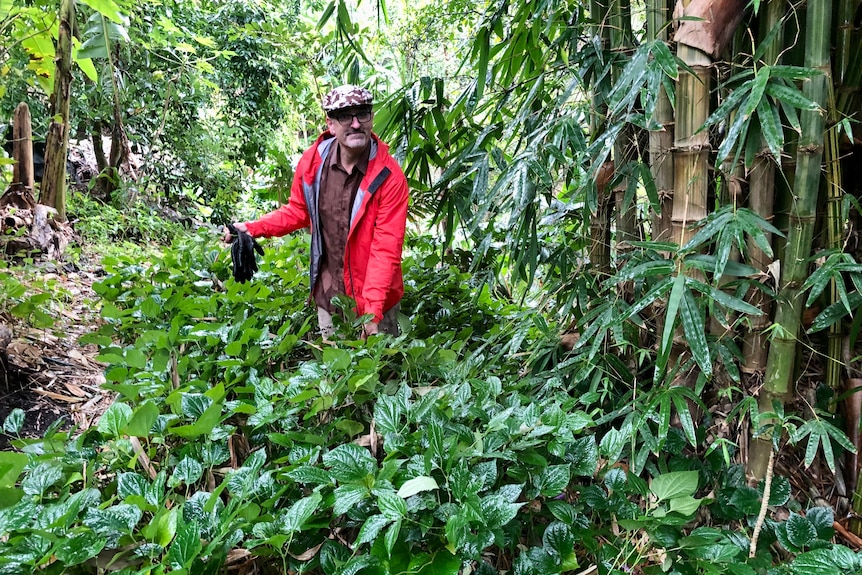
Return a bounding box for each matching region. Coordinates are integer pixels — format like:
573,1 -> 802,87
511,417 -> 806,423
321,85 -> 373,112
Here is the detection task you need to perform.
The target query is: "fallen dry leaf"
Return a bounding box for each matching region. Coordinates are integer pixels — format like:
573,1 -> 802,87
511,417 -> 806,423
34,387 -> 85,403
287,542 -> 323,561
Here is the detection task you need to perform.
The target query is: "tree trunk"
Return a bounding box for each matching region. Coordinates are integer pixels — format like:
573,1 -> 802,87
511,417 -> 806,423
10,103 -> 35,198
40,0 -> 75,222
751,0 -> 833,480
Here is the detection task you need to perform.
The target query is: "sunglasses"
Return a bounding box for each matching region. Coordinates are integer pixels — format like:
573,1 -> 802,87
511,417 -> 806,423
329,109 -> 373,126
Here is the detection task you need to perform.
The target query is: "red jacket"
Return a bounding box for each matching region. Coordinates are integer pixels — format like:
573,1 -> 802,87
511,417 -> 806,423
244,131 -> 408,323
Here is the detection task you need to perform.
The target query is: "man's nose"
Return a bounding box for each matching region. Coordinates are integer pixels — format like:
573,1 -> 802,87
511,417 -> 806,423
350,115 -> 362,128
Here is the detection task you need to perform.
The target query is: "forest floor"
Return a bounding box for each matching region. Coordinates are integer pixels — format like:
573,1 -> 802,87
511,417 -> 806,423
0,257 -> 113,449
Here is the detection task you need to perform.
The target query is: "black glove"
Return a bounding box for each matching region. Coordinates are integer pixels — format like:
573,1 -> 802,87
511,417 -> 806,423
227,224 -> 264,283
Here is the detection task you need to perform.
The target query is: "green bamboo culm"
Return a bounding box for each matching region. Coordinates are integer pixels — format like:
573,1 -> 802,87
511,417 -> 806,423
749,0 -> 833,480
743,0 -> 783,373
588,0 -> 612,278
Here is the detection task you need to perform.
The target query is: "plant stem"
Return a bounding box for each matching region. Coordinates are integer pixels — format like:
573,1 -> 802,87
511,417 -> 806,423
749,448 -> 775,558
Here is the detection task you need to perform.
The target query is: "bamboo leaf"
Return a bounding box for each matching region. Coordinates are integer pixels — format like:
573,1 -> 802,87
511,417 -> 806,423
680,290 -> 712,377
765,82 -> 821,111
680,208 -> 733,252
807,292 -> 862,333
778,97 -> 803,135
475,28 -> 490,102
717,103 -> 751,165
615,260 -> 675,282
624,277 -> 673,321
661,274 -> 686,356
701,81 -> 752,130
768,65 -> 824,80
757,99 -> 783,160
651,40 -> 678,79
742,67 -> 770,121
706,286 -> 764,316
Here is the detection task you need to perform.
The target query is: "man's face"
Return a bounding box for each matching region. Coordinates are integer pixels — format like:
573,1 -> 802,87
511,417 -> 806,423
325,106 -> 373,152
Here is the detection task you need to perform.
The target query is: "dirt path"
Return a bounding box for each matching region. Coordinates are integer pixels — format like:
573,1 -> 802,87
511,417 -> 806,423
0,260 -> 112,448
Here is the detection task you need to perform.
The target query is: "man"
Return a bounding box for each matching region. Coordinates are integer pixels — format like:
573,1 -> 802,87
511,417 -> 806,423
224,85 -> 409,339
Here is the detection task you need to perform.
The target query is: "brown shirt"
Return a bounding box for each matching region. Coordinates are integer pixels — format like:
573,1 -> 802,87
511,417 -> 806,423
312,142 -> 369,311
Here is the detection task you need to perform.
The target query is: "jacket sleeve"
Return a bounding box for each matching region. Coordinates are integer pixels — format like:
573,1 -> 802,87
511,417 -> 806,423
360,164 -> 409,322
244,164 -> 311,238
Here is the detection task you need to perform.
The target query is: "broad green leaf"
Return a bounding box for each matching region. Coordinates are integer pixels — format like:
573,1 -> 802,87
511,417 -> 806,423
790,549 -> 842,575
543,521 -> 575,558
54,532 -> 107,565
651,471 -> 699,502
286,465 -> 333,485
2,409 -> 24,434
481,493 -> 523,528
124,400 -> 159,436
0,452 -> 28,487
535,465 -> 571,497
169,401 -> 222,438
669,495 -> 702,516
167,516 -> 202,570
79,0 -> 126,23
323,444 -> 376,483
323,347 -> 352,371
355,514 -> 390,547
397,476 -> 439,498
766,475 -> 791,506
805,506 -> 834,537
333,484 -> 369,515
785,514 -> 817,549
147,507 -> 178,548
338,555 -> 380,575
98,402 -> 133,437
117,472 -> 148,499
425,550 -> 461,575
169,457 -> 203,488
282,492 -> 322,534
384,519 -> 401,556
378,490 -> 407,520
22,463 -> 64,497
599,426 -> 626,464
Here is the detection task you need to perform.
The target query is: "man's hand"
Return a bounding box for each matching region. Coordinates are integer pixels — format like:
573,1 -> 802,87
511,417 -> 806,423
222,222 -> 248,243
361,322 -> 379,340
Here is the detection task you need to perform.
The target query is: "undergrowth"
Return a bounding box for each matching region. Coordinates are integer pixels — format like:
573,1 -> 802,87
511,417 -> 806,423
0,231 -> 858,575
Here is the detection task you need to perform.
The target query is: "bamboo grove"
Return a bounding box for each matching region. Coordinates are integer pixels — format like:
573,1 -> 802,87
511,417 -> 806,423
355,0 -> 862,506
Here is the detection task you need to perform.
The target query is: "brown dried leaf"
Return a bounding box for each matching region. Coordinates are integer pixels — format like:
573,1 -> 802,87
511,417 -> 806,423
34,387 -> 84,403
288,542 -> 323,561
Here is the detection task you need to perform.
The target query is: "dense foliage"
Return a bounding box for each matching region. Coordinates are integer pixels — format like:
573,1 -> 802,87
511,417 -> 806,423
0,232 -> 858,575
3,0 -> 862,573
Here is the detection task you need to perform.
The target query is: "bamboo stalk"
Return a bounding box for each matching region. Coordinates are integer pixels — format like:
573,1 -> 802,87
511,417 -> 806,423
671,44 -> 711,248
753,0 -> 833,480
589,0 -> 612,279
824,113 -> 844,396
644,0 -> 673,243
743,0 -> 783,374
